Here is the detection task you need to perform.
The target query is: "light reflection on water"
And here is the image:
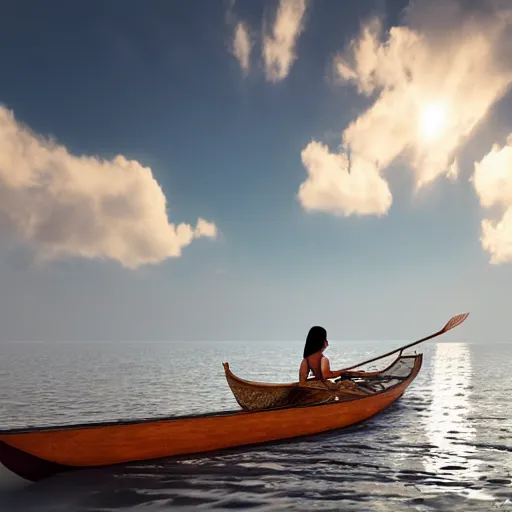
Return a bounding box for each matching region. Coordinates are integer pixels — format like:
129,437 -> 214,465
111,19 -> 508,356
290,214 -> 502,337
421,343 -> 491,500
0,341 -> 511,511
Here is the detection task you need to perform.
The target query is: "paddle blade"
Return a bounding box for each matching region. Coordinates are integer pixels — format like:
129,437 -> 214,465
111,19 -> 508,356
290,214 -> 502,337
440,313 -> 469,333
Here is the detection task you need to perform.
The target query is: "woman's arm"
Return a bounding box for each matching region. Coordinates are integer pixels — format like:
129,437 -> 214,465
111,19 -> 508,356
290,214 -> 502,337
320,357 -> 349,379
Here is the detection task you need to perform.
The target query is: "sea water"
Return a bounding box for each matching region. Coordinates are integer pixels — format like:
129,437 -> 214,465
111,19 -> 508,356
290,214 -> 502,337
0,340 -> 510,511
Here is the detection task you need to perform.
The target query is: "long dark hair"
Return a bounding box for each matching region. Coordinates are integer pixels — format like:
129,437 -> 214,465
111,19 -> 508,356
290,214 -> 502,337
303,326 -> 327,358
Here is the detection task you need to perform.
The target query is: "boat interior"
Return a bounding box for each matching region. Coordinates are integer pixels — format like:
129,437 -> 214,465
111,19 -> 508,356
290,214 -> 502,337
337,354 -> 417,393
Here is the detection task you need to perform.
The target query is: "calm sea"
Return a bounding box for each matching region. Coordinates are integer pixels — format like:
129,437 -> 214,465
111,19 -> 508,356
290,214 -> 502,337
0,340 -> 510,511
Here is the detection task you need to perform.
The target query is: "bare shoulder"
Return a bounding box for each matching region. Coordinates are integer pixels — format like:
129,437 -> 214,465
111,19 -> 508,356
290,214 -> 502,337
320,355 -> 331,367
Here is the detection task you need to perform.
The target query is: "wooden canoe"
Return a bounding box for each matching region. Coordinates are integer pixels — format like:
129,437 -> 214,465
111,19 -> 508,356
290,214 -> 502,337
0,353 -> 422,483
223,353 -> 421,410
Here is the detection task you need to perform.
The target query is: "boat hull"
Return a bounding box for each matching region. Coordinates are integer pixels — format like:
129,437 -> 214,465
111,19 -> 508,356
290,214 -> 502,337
0,439 -> 72,482
0,354 -> 422,482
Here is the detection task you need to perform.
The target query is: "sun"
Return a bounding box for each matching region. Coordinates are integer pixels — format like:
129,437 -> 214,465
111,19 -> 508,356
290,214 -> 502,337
419,103 -> 447,141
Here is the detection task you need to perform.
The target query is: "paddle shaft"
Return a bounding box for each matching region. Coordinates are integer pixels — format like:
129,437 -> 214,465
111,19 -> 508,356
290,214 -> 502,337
339,313 -> 469,372
339,331 -> 441,371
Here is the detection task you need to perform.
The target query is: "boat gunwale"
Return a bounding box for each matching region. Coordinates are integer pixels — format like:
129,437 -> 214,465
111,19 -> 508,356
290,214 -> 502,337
0,354 -> 422,437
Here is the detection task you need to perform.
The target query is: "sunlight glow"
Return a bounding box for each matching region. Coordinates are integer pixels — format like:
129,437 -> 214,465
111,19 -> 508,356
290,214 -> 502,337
419,103 -> 447,141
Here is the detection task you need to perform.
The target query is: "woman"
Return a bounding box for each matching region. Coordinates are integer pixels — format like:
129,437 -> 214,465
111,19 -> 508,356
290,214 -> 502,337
299,326 -> 361,385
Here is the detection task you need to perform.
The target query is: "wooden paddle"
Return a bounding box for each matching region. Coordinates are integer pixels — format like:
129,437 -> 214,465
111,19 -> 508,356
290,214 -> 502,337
339,313 -> 470,372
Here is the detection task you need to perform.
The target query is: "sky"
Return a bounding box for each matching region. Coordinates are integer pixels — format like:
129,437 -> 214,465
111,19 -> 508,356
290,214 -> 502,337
0,0 -> 511,343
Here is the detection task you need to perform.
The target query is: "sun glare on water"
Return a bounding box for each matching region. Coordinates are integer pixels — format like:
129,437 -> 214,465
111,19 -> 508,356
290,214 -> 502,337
419,103 -> 447,141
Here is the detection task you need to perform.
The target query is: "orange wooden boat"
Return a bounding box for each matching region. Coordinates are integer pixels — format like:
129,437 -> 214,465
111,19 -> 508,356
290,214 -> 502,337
0,314 -> 468,484
0,354 -> 422,483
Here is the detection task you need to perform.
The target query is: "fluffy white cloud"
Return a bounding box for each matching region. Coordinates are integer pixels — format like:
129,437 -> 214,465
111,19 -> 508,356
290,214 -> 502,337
0,106 -> 217,269
194,218 -> 217,238
298,141 -> 391,216
298,0 -> 512,216
473,135 -> 512,264
263,0 -> 307,82
232,22 -> 252,74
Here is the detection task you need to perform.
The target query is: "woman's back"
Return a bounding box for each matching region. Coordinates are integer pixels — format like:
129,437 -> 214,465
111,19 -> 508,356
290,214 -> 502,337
299,354 -> 324,382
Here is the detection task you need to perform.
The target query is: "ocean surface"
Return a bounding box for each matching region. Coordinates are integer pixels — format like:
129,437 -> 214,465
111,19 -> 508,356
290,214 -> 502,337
0,340 -> 510,511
